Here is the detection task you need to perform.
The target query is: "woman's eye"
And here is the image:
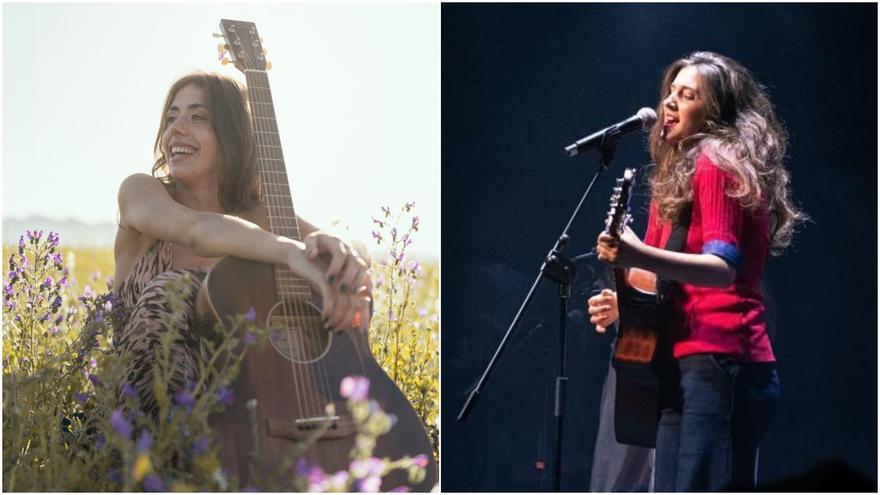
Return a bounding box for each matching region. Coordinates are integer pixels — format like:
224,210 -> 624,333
192,114 -> 206,121
165,115 -> 177,123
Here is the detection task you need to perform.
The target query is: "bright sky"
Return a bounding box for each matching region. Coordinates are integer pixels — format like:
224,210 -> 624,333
2,2 -> 439,257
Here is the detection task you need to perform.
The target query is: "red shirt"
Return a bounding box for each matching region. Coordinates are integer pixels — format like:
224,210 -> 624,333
643,153 -> 775,362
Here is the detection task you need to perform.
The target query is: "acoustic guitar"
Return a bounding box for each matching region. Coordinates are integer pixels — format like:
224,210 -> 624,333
603,168 -> 669,448
197,19 -> 436,490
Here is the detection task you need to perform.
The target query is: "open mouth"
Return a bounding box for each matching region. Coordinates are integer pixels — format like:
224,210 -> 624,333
170,145 -> 197,161
663,116 -> 679,129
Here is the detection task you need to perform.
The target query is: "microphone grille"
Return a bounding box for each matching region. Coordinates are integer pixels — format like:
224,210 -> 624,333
637,107 -> 657,128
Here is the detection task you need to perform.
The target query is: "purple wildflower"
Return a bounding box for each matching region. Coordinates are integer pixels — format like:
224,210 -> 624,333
174,389 -> 196,412
51,253 -> 62,269
94,311 -> 104,324
88,374 -> 103,387
110,409 -> 132,438
4,284 -> 13,298
389,486 -> 412,493
371,230 -> 383,243
216,387 -> 236,406
243,331 -> 257,345
57,276 -> 68,288
357,476 -> 381,492
50,325 -> 61,336
90,271 -> 101,282
245,306 -> 256,321
390,227 -> 398,241
122,383 -> 139,399
136,430 -> 153,452
47,231 -> 60,248
75,392 -> 88,403
51,295 -> 62,312
243,485 -> 259,492
192,435 -> 210,455
96,433 -> 106,449
381,206 -> 391,217
340,376 -> 370,401
143,474 -> 164,492
411,215 -> 420,231
297,458 -> 329,492
90,357 -> 98,368
19,255 -> 29,270
412,454 -> 429,468
18,236 -> 25,254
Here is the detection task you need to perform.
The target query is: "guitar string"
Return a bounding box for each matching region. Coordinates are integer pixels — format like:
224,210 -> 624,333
246,68 -> 309,422
250,69 -> 331,421
256,73 -> 337,424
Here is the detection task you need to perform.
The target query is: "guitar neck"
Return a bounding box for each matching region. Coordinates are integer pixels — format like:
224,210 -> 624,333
245,70 -> 311,299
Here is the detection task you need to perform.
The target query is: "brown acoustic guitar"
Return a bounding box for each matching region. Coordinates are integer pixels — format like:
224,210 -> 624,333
604,168 -> 670,448
197,19 -> 436,490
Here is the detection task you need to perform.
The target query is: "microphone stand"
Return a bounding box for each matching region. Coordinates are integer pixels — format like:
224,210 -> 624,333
457,132 -> 619,492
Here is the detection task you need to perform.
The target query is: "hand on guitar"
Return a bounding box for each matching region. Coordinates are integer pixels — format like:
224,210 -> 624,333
587,289 -> 619,333
596,225 -> 645,267
302,231 -> 372,332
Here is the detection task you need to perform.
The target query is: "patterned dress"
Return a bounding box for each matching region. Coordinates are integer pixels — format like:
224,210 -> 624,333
112,239 -> 209,418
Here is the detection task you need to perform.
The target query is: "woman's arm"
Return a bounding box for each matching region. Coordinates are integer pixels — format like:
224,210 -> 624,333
118,173 -> 363,329
597,228 -> 736,287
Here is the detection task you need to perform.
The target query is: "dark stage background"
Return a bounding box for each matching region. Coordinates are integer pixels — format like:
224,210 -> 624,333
441,3 -> 877,491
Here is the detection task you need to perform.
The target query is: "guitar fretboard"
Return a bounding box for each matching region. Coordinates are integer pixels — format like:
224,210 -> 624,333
245,70 -> 311,299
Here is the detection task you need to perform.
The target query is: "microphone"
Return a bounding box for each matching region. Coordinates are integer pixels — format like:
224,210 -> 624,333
564,107 -> 657,158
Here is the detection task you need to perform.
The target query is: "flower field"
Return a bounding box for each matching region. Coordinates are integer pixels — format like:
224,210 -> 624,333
2,204 -> 438,491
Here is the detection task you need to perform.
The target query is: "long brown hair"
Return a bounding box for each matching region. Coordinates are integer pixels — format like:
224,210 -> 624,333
152,72 -> 260,213
647,51 -> 806,255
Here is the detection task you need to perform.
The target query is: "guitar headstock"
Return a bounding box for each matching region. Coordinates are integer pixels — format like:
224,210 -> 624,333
216,19 -> 269,72
604,168 -> 636,237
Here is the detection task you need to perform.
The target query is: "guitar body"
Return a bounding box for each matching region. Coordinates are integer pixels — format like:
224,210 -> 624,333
201,256 -> 437,490
611,266 -> 668,448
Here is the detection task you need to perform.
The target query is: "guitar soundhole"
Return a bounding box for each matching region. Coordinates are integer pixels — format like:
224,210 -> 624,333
266,300 -> 332,364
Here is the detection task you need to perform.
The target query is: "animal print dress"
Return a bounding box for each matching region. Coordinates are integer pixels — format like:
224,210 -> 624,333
112,239 -> 209,417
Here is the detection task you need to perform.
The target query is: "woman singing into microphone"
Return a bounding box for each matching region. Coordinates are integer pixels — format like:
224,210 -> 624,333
588,51 -> 805,491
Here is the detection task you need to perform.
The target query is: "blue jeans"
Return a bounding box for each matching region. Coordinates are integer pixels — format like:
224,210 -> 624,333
654,354 -> 780,492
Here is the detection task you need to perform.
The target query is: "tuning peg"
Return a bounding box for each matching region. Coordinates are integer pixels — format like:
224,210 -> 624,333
212,32 -> 224,38
261,48 -> 268,56
217,44 -> 228,53
266,60 -> 272,70
221,57 -> 232,66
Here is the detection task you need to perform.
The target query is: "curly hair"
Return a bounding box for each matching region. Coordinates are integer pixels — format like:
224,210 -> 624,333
151,71 -> 260,213
647,52 -> 806,255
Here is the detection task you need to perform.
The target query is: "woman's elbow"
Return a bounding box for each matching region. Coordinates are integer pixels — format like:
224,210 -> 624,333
183,214 -> 216,256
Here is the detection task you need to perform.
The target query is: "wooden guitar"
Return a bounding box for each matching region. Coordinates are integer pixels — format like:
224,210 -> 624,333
197,19 -> 436,490
604,168 -> 669,448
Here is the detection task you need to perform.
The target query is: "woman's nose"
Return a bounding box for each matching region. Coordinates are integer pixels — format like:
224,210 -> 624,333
664,93 -> 677,109
167,117 -> 188,135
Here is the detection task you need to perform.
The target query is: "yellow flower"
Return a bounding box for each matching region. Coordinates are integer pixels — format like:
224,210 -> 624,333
132,453 -> 152,482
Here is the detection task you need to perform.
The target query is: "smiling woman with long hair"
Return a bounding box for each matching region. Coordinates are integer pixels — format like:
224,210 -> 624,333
112,72 -> 371,419
588,51 -> 806,491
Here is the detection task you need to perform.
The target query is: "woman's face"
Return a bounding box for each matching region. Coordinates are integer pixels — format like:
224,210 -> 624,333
161,83 -> 222,188
661,65 -> 708,144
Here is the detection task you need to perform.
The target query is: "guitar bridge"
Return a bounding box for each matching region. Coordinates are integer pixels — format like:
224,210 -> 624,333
265,411 -> 356,441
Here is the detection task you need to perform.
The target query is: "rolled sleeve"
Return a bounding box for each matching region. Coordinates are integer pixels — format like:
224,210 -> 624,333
702,240 -> 743,270
694,154 -> 744,268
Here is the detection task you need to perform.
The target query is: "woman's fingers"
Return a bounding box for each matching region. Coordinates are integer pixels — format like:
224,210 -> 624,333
337,255 -> 368,294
